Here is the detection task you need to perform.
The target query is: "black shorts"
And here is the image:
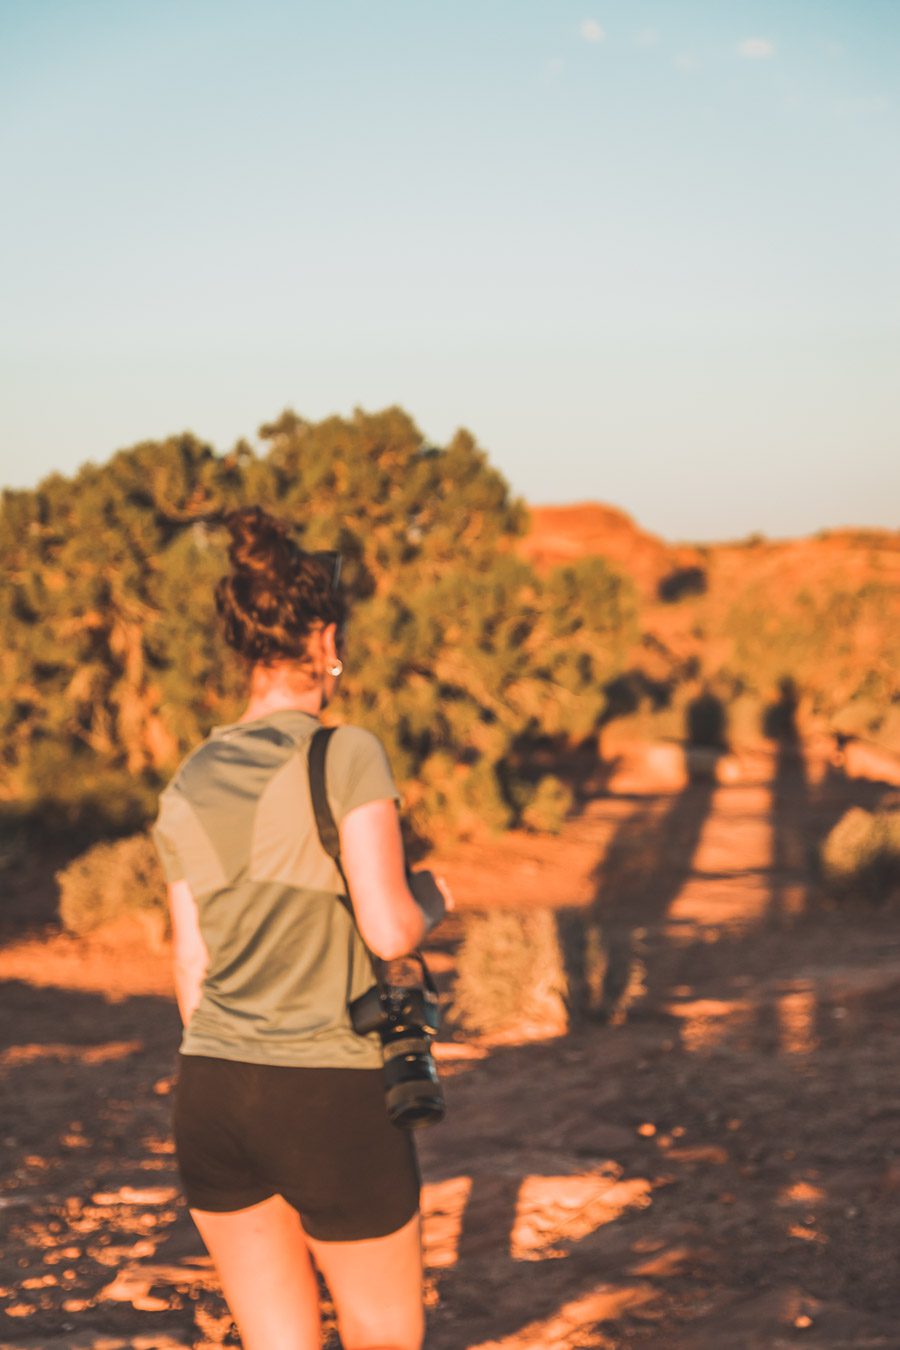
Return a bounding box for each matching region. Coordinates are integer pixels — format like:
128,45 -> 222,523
173,1053 -> 420,1242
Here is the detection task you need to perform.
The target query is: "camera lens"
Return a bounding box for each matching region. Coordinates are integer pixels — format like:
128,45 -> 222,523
382,1034 -> 445,1128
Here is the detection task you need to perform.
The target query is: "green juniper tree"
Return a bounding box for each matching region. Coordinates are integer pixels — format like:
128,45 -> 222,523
1,408 -> 634,844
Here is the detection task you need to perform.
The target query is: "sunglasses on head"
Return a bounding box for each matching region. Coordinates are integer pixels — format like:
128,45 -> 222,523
311,550 -> 342,593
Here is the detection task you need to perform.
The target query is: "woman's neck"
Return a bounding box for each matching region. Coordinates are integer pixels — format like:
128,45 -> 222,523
239,665 -> 324,723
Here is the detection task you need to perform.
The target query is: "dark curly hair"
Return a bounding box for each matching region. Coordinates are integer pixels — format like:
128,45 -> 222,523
215,506 -> 346,667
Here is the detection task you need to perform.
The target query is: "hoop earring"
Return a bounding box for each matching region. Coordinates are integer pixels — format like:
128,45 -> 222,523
327,660 -> 343,677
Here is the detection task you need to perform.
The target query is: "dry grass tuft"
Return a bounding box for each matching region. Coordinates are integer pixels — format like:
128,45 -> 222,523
57,833 -> 168,943
821,807 -> 900,906
451,908 -> 569,1037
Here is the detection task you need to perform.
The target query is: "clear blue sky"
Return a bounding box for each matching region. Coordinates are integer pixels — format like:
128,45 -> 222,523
1,0 -> 897,541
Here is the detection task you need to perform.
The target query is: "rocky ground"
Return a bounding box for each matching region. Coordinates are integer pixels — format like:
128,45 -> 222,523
2,743 -> 899,1349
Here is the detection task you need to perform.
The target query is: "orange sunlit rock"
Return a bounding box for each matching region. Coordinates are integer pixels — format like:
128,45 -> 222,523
518,503 -> 676,592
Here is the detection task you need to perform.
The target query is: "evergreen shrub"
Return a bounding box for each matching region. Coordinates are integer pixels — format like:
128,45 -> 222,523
521,775 -> 574,834
1,408 -> 636,848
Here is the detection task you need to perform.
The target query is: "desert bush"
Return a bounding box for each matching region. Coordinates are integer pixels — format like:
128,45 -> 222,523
521,775 -> 574,834
452,908 -> 569,1037
57,832 -> 168,941
1,408 -> 635,851
718,580 -> 900,743
820,807 -> 900,905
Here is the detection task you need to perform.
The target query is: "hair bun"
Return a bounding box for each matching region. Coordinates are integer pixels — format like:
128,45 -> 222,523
223,506 -> 295,580
215,505 -> 347,667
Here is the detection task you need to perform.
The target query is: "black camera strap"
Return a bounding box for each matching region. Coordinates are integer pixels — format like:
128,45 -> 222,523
307,725 -> 350,898
307,726 -> 438,998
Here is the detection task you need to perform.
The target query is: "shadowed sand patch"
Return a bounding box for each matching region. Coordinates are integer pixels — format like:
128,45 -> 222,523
468,1282 -> 658,1349
662,1284 -> 895,1349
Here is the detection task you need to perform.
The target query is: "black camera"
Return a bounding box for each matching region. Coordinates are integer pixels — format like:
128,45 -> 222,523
350,973 -> 445,1129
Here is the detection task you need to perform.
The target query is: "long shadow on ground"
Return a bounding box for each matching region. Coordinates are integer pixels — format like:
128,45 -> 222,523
420,750 -> 900,1349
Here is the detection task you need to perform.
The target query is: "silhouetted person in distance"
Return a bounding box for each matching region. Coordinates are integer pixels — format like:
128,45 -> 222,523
682,685 -> 728,785
764,676 -> 808,922
763,676 -> 801,745
686,686 -> 728,750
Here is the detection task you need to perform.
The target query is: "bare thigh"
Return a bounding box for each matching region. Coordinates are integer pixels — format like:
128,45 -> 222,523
191,1195 -> 320,1350
306,1210 -> 424,1350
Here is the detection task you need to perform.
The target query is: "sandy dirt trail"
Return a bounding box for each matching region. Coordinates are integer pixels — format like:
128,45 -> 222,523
2,745 -> 900,1348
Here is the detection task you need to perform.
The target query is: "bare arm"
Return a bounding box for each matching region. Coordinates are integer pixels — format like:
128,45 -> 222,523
167,879 -> 209,1026
339,799 -> 453,960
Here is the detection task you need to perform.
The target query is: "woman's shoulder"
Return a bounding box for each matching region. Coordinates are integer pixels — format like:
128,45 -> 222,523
329,722 -> 388,755
326,723 -> 400,816
327,723 -> 395,778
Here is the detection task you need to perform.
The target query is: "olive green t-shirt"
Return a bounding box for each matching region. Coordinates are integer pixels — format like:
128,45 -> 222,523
151,709 -> 400,1069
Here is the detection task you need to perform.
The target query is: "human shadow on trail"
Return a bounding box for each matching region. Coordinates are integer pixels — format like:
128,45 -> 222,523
764,677 -> 893,927
685,686 -> 729,752
764,677 -> 811,924
423,700 -> 727,1345
561,693 -> 725,1025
